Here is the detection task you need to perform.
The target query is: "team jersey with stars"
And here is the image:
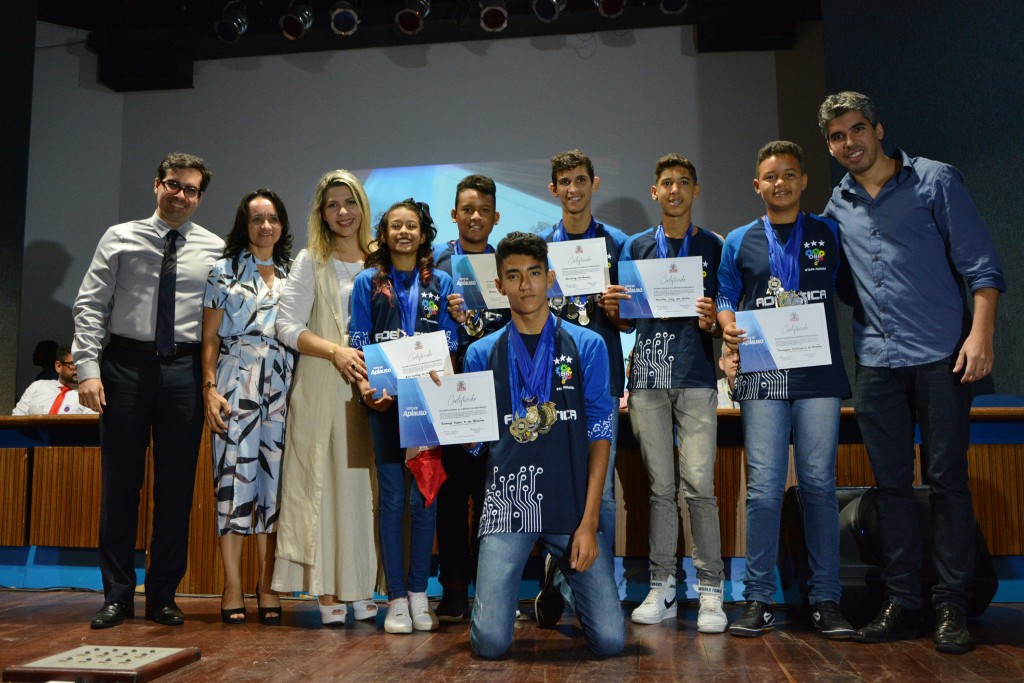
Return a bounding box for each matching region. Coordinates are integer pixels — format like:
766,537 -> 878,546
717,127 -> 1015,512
434,241 -> 511,371
620,226 -> 722,390
540,223 -> 628,400
463,319 -> 614,537
715,213 -> 850,401
348,267 -> 459,353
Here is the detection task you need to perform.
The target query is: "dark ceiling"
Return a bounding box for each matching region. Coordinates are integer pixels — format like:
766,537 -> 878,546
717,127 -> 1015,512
36,0 -> 822,91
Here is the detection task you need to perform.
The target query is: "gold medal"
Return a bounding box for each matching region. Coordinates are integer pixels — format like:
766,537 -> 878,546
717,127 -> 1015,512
537,401 -> 557,434
525,405 -> 540,428
464,310 -> 484,337
510,417 -> 530,443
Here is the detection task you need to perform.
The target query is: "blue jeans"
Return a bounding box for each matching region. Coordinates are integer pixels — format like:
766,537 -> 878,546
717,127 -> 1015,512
854,357 -> 974,610
471,532 -> 625,659
600,409 -> 619,560
629,387 -> 724,584
369,406 -> 437,599
741,397 -> 842,605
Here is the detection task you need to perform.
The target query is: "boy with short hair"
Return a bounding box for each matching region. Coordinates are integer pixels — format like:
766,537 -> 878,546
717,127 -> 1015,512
615,154 -> 727,631
465,231 -> 624,659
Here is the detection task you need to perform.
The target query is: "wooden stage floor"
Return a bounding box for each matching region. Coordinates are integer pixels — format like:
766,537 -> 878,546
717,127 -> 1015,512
1,590 -> 1021,682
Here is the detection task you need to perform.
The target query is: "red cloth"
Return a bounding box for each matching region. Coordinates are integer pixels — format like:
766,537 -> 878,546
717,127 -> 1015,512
48,385 -> 71,414
406,446 -> 446,507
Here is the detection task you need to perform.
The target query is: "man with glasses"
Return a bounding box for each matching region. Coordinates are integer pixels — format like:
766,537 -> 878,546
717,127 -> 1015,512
73,152 -> 224,629
13,344 -> 94,415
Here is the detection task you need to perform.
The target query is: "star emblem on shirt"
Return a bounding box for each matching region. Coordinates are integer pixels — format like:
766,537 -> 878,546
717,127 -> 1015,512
554,354 -> 573,365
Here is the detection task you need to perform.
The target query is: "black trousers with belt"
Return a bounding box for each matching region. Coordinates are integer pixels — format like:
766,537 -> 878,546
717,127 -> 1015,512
97,342 -> 204,608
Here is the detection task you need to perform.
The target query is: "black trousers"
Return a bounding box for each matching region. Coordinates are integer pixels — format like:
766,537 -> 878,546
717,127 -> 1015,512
97,344 -> 204,607
435,444 -> 487,592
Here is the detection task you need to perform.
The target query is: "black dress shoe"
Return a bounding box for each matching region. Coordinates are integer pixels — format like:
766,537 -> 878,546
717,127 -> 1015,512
852,599 -> 920,643
91,602 -> 133,629
145,603 -> 185,626
934,604 -> 974,654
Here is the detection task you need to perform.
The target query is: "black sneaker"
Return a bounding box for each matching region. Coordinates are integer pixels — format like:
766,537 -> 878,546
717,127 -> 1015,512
729,600 -> 775,637
434,591 -> 469,623
534,555 -> 565,628
933,604 -> 974,654
811,600 -> 854,639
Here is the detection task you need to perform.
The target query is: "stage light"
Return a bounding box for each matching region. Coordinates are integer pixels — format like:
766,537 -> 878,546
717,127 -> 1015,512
532,0 -> 566,23
594,0 -> 625,19
330,1 -> 359,36
214,1 -> 248,44
396,0 -> 430,35
480,1 -> 508,32
281,1 -> 314,40
659,0 -> 688,15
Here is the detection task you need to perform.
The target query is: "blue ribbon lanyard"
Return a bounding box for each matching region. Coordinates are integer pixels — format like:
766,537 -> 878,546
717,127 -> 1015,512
507,315 -> 557,417
390,266 -> 420,336
762,212 -> 804,291
454,241 -> 495,255
655,223 -> 693,259
551,217 -> 598,242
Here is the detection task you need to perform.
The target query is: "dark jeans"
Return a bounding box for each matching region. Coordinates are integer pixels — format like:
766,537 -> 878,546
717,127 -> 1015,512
436,444 -> 486,593
98,344 -> 204,608
854,355 -> 975,610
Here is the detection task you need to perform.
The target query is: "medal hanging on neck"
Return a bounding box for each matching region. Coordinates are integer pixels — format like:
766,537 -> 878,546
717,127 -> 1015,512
390,266 -> 421,337
552,219 -> 596,326
763,212 -> 806,307
655,223 -> 693,259
507,314 -> 559,443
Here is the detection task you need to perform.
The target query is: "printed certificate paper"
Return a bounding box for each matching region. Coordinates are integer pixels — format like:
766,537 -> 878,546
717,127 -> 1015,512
397,371 -> 499,447
363,331 -> 453,397
617,256 -> 703,319
451,254 -> 506,310
734,303 -> 831,372
547,237 -> 610,297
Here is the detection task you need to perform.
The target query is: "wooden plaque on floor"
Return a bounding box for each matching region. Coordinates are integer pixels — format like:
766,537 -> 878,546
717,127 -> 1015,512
2,645 -> 200,682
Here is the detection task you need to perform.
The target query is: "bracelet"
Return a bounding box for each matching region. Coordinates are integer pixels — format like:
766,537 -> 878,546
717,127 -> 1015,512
328,344 -> 338,362
201,381 -> 216,391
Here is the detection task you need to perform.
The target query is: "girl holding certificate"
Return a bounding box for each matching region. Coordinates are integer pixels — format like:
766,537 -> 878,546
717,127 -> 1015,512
272,170 -> 381,627
349,199 -> 459,634
715,142 -> 852,640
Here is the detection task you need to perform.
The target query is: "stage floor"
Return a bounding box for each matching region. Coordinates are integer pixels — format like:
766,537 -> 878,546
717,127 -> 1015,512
1,590 -> 1021,682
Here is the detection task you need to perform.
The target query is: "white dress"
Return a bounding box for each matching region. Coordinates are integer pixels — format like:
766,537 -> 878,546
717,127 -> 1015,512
271,250 -> 383,599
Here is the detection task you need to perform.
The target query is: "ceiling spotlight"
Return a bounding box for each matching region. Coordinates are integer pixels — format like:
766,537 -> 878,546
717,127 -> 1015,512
281,1 -> 314,40
330,1 -> 359,36
480,1 -> 508,33
532,0 -> 566,23
659,0 -> 688,15
395,0 -> 430,35
595,0 -> 625,19
214,1 -> 248,44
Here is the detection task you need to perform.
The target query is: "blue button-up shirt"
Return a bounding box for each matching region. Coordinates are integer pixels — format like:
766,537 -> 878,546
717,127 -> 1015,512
824,149 -> 1005,368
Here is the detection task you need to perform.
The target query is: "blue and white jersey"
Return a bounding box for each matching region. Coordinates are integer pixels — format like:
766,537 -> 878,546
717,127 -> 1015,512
348,267 -> 459,352
716,213 -> 850,400
463,319 -> 613,536
620,226 -> 722,390
540,222 -> 628,400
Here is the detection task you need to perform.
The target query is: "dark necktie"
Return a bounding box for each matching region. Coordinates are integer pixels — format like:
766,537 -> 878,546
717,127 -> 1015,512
156,231 -> 179,356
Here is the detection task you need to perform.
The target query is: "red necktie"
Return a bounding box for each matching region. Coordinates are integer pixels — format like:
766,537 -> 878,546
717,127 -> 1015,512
48,385 -> 71,414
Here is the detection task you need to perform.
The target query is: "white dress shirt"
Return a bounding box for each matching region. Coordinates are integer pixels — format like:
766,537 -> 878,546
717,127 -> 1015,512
12,380 -> 96,415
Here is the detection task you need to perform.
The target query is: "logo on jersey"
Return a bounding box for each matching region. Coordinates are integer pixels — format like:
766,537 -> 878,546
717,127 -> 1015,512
804,240 -> 826,266
421,292 -> 440,319
554,355 -> 574,385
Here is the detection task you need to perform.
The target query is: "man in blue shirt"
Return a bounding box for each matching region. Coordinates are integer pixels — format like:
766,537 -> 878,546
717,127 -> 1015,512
464,232 -> 624,659
819,91 -> 1006,654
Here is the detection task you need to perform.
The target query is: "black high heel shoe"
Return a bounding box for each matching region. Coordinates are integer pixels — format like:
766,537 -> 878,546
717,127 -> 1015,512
221,590 -> 247,624
257,584 -> 282,625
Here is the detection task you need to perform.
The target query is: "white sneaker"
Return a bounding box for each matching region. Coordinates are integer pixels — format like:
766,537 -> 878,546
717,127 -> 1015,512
695,583 -> 728,633
384,597 -> 412,634
351,599 -> 378,621
318,598 -> 347,626
631,575 -> 677,624
408,591 -> 438,631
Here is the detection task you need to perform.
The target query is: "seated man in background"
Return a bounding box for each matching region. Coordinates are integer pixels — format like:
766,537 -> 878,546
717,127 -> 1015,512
13,344 -> 95,415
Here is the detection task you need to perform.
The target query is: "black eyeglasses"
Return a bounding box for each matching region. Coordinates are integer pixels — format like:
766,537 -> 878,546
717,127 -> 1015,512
57,359 -> 76,367
159,178 -> 202,200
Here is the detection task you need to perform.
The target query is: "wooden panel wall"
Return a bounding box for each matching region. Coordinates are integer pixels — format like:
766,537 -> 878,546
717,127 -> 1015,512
0,448 -> 28,546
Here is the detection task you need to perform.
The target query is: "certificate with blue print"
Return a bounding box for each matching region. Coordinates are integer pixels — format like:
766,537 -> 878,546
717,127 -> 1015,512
618,256 -> 703,319
735,303 -> 831,372
547,237 -> 610,297
452,254 -> 506,309
397,371 -> 499,447
363,331 -> 453,397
